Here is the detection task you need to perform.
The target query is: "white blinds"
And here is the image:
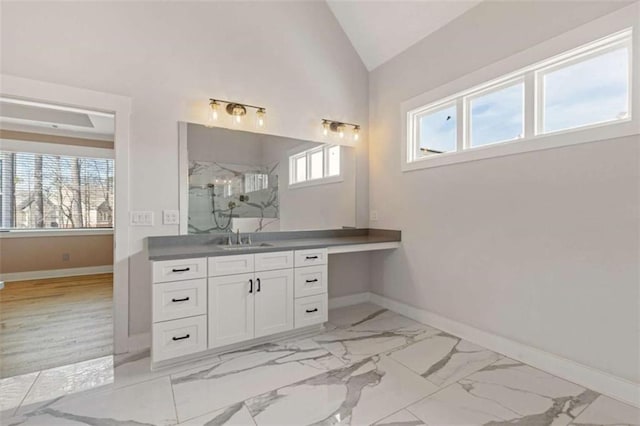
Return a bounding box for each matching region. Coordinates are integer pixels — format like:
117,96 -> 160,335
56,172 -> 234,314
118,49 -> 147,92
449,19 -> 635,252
0,151 -> 114,229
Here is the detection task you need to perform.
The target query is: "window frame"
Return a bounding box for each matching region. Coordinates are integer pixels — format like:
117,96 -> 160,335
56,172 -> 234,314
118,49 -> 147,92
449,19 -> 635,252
402,23 -> 636,172
289,144 -> 343,188
411,100 -> 458,159
0,143 -> 115,233
535,38 -> 632,136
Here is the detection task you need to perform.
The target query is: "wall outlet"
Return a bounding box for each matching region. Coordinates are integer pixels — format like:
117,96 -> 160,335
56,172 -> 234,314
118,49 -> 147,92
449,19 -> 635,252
163,210 -> 180,225
62,253 -> 70,261
130,211 -> 154,226
370,210 -> 379,221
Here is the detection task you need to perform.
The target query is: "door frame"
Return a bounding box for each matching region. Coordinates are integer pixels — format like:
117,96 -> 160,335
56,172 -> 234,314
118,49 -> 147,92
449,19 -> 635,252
0,74 -> 132,354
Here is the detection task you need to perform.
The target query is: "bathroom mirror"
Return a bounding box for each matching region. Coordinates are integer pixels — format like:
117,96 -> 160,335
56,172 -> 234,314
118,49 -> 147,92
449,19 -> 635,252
178,122 -> 356,234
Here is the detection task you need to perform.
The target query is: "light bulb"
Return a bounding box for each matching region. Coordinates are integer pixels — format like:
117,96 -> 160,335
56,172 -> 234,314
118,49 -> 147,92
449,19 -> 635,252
322,121 -> 330,136
353,126 -> 360,141
207,100 -> 219,127
338,125 -> 345,139
256,108 -> 266,128
235,114 -> 242,124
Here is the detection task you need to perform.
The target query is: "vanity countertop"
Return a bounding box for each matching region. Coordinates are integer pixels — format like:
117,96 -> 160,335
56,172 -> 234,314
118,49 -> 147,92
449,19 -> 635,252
147,228 -> 401,261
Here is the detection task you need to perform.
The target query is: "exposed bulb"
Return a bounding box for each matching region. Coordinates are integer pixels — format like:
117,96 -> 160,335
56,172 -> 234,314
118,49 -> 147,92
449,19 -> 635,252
256,108 -> 266,128
231,104 -> 245,125
322,121 -> 330,136
207,100 -> 219,127
353,126 -> 360,141
235,114 -> 242,124
338,125 -> 345,139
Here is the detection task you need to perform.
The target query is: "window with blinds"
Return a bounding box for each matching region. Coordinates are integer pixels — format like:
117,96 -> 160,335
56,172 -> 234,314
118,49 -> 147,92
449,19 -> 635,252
0,151 -> 114,229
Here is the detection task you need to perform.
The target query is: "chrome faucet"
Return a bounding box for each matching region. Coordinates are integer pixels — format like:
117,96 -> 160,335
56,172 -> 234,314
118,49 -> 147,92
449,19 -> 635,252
226,231 -> 233,246
236,229 -> 242,245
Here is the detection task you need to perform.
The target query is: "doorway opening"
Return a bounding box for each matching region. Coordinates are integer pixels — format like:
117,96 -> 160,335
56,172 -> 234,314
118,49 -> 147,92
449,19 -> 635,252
0,97 -> 115,379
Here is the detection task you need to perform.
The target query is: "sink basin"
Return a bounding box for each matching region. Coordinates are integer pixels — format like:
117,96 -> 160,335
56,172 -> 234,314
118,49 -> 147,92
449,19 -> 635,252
218,243 -> 274,251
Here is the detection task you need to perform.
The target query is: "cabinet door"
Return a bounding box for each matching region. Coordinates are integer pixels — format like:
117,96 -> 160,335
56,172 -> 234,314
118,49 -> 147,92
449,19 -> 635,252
254,269 -> 294,338
208,273 -> 254,348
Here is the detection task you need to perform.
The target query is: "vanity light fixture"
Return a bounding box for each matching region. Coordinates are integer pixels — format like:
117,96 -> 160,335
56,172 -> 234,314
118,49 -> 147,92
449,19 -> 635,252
208,98 -> 266,129
321,119 -> 361,141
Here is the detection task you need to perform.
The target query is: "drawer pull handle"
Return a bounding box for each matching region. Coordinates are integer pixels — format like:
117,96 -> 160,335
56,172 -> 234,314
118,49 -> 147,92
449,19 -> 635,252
249,279 -> 253,293
306,308 -> 319,313
305,279 -> 318,283
172,334 -> 190,341
171,297 -> 190,302
257,278 -> 261,292
171,267 -> 191,273
305,256 -> 319,260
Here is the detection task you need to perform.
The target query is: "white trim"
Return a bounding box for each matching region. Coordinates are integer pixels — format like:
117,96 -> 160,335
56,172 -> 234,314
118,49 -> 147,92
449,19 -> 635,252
0,228 -> 113,238
327,241 -> 401,254
288,174 -> 344,190
369,292 -> 640,408
0,138 -> 114,159
0,265 -> 113,282
401,5 -> 639,172
1,74 -> 132,355
328,292 -> 371,310
178,122 -> 189,235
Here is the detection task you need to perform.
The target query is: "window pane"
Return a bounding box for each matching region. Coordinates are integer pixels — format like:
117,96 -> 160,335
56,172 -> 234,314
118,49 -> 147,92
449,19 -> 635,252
309,150 -> 323,180
295,156 -> 306,183
0,151 -> 114,229
543,47 -> 629,133
418,104 -> 456,156
470,82 -> 524,147
327,145 -> 340,176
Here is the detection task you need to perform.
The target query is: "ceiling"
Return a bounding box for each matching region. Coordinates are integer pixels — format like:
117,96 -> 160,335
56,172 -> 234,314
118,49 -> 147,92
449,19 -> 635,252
327,0 -> 482,71
0,98 -> 115,140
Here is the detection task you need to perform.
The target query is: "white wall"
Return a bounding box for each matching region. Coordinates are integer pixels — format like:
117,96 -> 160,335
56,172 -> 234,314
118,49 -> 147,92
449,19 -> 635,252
369,0 -> 639,383
0,1 -> 369,336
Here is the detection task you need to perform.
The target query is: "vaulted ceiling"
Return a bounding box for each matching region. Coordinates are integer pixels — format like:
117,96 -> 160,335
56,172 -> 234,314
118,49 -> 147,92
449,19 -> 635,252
327,0 -> 482,71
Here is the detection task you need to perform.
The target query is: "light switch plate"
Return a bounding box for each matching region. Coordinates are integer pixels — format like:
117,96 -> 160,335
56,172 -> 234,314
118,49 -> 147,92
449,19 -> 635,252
370,210 -> 379,221
163,210 -> 180,225
130,211 -> 154,226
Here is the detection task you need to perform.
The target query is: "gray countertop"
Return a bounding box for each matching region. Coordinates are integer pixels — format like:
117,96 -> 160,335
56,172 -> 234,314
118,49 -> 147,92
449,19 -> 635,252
147,229 -> 401,261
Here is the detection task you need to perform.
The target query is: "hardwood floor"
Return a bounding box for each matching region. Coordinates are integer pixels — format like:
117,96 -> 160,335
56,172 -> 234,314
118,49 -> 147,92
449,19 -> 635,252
0,273 -> 113,378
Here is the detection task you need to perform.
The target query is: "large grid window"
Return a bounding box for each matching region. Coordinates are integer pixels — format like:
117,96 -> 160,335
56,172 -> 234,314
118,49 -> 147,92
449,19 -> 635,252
407,29 -> 632,164
0,151 -> 114,229
289,145 -> 341,185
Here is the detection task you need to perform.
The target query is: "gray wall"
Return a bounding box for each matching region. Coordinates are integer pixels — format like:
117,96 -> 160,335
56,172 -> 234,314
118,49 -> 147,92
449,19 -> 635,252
0,1 -> 370,337
369,1 -> 639,383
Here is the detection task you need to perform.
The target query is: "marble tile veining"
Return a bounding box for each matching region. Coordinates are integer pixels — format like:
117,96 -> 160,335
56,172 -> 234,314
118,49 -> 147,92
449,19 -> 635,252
0,372 -> 38,415
171,338 -> 344,422
179,402 -> 257,426
389,332 -> 501,388
572,394 -> 640,425
327,303 -> 397,329
313,313 -> 440,364
245,355 -> 439,425
7,376 -> 177,426
407,358 -> 598,425
373,409 -> 426,426
2,302 -> 638,426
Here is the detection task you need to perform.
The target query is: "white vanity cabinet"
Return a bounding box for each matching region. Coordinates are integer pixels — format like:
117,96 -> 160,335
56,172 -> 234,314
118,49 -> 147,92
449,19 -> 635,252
293,249 -> 328,328
208,251 -> 295,349
151,249 -> 327,365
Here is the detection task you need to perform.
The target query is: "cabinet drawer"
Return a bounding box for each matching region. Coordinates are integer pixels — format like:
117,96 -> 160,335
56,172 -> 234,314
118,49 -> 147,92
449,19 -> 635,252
294,264 -> 327,298
294,294 -> 328,328
255,251 -> 293,272
152,258 -> 207,283
152,279 -> 207,323
152,315 -> 207,362
294,249 -> 327,267
208,254 -> 254,277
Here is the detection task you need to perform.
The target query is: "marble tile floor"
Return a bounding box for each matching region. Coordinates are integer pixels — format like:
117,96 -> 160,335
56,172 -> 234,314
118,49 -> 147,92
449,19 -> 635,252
1,303 -> 638,425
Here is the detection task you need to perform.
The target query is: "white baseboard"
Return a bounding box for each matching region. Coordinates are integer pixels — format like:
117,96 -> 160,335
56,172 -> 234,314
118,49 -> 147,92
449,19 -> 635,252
128,332 -> 151,353
328,292 -> 371,310
368,292 -> 640,408
0,265 -> 113,282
